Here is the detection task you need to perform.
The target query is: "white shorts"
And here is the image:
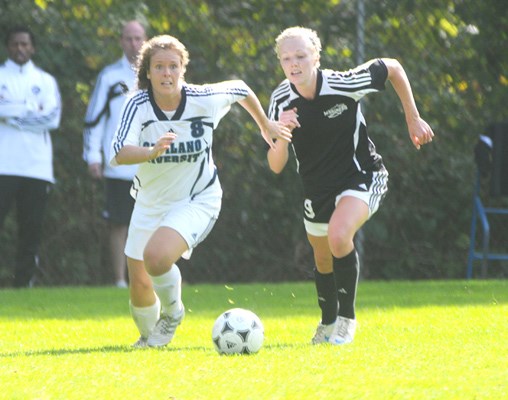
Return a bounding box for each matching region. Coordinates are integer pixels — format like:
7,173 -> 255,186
125,187 -> 221,261
304,169 -> 388,237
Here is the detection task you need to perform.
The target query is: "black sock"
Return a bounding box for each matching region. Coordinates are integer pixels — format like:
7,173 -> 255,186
314,269 -> 338,325
333,249 -> 359,319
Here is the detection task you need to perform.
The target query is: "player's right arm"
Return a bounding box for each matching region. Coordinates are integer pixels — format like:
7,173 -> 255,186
114,132 -> 178,165
267,107 -> 299,174
267,138 -> 290,174
110,94 -> 159,166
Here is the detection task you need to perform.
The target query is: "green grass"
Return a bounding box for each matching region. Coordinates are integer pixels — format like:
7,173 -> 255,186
0,280 -> 507,400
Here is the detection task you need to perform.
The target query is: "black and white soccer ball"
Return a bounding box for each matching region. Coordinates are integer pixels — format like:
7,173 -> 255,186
212,308 -> 264,355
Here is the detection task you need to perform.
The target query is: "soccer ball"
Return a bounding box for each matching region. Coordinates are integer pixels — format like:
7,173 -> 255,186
212,308 -> 264,355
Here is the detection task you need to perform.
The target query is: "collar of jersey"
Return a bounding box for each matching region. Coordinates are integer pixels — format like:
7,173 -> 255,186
148,85 -> 186,121
289,69 -> 323,101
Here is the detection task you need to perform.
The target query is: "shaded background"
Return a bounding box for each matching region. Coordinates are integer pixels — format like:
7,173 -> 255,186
0,0 -> 507,286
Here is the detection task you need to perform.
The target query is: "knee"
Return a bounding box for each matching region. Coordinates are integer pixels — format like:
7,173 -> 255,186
142,247 -> 167,275
328,228 -> 353,259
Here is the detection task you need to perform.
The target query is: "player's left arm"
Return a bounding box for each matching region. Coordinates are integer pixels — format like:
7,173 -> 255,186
237,86 -> 292,149
382,58 -> 434,150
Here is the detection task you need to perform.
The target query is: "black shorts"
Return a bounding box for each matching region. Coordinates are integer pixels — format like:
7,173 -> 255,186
102,178 -> 135,225
303,169 -> 389,226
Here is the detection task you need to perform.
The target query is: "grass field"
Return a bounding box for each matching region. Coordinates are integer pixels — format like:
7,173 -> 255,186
0,280 -> 506,400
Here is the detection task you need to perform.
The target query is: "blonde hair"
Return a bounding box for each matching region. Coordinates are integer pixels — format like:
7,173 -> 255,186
135,35 -> 190,90
275,26 -> 322,66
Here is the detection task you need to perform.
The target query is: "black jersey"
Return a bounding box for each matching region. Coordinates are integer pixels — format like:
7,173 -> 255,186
268,60 -> 388,198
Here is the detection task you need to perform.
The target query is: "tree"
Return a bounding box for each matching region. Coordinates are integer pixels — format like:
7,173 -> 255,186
0,0 -> 506,286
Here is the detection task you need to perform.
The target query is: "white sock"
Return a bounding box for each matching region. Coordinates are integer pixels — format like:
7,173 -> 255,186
150,264 -> 183,316
129,297 -> 160,339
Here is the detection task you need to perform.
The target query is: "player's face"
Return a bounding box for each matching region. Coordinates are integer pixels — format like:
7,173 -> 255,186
278,36 -> 318,88
7,32 -> 34,66
120,22 -> 146,64
147,48 -> 184,103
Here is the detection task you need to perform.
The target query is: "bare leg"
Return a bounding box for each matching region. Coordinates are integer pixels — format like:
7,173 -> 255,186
128,257 -> 159,342
128,258 -> 156,307
328,196 -> 369,258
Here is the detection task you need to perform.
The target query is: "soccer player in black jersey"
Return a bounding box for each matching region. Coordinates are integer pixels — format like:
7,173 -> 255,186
267,26 -> 434,345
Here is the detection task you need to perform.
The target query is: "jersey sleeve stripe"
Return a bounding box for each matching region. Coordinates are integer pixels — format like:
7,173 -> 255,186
268,82 -> 291,120
113,94 -> 145,154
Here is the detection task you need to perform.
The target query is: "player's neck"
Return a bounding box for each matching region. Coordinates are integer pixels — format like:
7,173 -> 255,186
296,81 -> 317,100
155,92 -> 181,111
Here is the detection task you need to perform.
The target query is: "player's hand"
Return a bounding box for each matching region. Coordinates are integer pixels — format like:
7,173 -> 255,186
88,162 -> 103,179
148,131 -> 178,160
261,121 -> 292,150
279,107 -> 300,131
408,117 -> 434,150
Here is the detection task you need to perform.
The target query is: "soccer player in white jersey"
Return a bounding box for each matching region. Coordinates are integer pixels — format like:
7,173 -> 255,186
110,35 -> 291,347
267,27 -> 434,345
83,21 -> 146,288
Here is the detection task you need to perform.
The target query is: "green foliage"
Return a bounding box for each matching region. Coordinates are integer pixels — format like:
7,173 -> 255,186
0,281 -> 507,399
0,0 -> 507,285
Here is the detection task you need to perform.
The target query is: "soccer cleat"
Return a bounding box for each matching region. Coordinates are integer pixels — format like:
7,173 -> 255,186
311,322 -> 336,344
132,336 -> 149,348
147,306 -> 185,347
328,316 -> 357,345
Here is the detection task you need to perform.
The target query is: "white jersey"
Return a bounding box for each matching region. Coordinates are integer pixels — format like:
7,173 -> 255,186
83,56 -> 138,180
110,80 -> 249,212
0,59 -> 61,183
